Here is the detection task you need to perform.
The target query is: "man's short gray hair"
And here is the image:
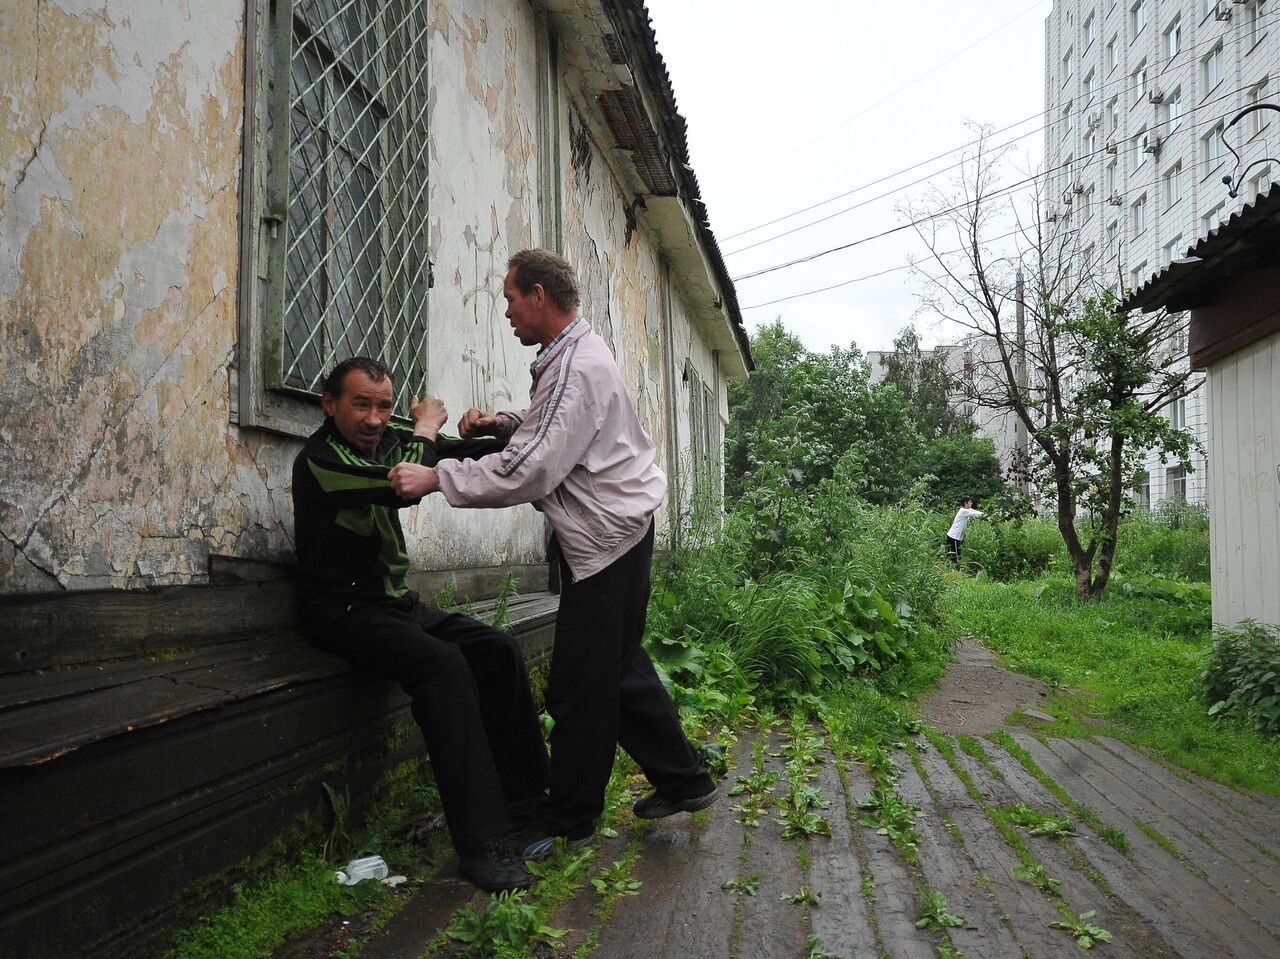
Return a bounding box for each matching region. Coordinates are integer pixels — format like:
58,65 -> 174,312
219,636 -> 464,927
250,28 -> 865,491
507,248 -> 580,312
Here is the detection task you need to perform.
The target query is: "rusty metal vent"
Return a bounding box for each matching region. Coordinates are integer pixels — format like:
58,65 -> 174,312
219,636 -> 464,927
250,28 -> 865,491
597,87 -> 677,196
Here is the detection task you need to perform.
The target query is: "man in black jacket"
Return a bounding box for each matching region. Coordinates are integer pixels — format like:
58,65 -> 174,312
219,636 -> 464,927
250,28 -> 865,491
292,357 -> 548,891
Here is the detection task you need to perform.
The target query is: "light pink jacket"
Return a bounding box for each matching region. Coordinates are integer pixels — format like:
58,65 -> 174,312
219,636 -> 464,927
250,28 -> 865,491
436,319 -> 667,581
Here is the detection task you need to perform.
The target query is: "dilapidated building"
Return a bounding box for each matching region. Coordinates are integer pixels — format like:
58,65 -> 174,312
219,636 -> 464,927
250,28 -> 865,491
0,1 -> 749,954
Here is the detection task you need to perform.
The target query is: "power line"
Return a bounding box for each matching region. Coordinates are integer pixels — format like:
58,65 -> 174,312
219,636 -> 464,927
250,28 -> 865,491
722,8 -> 1280,248
732,75 -> 1273,285
739,90 -> 1274,310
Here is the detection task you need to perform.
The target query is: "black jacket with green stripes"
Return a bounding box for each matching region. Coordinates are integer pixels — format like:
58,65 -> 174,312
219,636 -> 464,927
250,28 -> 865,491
292,416 -> 501,610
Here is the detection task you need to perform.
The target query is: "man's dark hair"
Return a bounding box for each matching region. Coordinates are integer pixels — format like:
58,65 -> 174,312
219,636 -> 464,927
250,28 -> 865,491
508,248 -> 580,312
960,496 -> 974,506
323,357 -> 394,398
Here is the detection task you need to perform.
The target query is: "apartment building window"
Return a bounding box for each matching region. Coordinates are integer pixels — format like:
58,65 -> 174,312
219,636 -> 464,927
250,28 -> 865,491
1248,165 -> 1274,198
1248,82 -> 1270,136
1084,12 -> 1097,48
1062,103 -> 1074,142
1162,234 -> 1185,265
1132,194 -> 1148,233
1202,198 -> 1227,232
1245,0 -> 1264,48
1164,16 -> 1181,57
1085,125 -> 1099,155
1166,466 -> 1187,501
1137,470 -> 1150,508
1106,35 -> 1118,73
1163,89 -> 1182,133
1163,161 -> 1183,207
1106,157 -> 1118,195
1082,184 -> 1096,220
1083,242 -> 1096,268
1202,121 -> 1226,169
1132,59 -> 1148,102
1130,260 -> 1149,290
239,1 -> 435,425
1132,0 -> 1148,34
1202,44 -> 1223,92
1107,220 -> 1120,252
1200,0 -> 1216,18
1107,96 -> 1120,134
1063,47 -> 1074,83
1135,123 -> 1149,166
1084,68 -> 1096,104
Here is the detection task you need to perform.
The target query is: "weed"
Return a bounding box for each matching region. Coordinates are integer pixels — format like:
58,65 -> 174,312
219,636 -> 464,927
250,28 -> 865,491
1099,825 -> 1129,852
915,888 -> 965,929
1048,909 -> 1113,949
857,785 -> 921,857
721,875 -> 760,896
780,885 -> 822,905
804,933 -> 840,958
1007,803 -> 1076,839
1011,863 -> 1061,894
938,940 -> 966,958
730,769 -> 780,797
443,891 -> 567,958
590,860 -> 642,898
778,804 -> 833,840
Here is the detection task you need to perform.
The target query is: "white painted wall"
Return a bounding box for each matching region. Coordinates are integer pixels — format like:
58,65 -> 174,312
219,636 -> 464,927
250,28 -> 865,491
1207,332 -> 1280,627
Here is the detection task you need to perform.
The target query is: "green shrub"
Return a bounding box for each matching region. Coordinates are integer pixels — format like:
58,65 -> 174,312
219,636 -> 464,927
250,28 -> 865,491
959,517 -> 1063,580
1202,621 -> 1280,734
1114,503 -> 1210,581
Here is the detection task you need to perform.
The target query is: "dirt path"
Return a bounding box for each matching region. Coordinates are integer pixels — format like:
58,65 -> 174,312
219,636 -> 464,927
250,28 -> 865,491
282,641 -> 1280,959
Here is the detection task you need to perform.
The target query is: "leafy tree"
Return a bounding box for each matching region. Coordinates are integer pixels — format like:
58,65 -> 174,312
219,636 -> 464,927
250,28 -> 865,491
915,435 -> 1004,510
907,127 -> 1198,599
880,325 -> 974,439
725,320 -> 924,505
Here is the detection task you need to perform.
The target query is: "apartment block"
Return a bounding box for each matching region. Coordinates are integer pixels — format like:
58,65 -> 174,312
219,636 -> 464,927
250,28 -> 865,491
1044,0 -> 1279,506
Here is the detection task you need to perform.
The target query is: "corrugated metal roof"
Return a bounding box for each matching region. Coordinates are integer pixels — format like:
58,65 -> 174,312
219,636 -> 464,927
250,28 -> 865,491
1124,181 -> 1280,312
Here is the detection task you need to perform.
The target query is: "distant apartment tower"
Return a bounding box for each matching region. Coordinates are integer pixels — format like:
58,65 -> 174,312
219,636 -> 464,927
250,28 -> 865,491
1044,0 -> 1279,507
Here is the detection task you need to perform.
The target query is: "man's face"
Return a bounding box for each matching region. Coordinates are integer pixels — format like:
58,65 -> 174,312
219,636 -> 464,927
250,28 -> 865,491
503,269 -> 545,347
322,369 -> 394,457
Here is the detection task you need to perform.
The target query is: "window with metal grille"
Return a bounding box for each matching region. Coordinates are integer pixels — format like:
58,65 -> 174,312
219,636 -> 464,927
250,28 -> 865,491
259,0 -> 432,411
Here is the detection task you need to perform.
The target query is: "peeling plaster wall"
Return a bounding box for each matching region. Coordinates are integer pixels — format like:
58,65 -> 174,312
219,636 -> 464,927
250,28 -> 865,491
0,0 -> 299,593
0,0 -> 731,594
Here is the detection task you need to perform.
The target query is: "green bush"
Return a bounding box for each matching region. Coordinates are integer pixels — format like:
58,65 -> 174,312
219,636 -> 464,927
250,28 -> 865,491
958,517 -> 1064,580
1202,621 -> 1280,734
1115,504 -> 1210,582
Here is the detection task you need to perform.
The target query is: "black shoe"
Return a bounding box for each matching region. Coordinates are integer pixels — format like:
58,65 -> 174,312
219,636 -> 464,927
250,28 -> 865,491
633,785 -> 719,820
458,837 -> 532,892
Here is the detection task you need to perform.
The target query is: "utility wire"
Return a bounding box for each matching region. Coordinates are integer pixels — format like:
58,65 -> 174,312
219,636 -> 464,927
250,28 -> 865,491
739,90 -> 1274,309
732,75 -> 1274,284
722,8 -> 1280,246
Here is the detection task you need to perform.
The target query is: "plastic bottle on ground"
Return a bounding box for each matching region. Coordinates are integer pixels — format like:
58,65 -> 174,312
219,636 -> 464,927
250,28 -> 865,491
335,855 -> 389,885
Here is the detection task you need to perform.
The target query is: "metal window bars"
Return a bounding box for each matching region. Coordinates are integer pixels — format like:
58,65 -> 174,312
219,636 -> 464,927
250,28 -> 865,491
265,0 -> 432,407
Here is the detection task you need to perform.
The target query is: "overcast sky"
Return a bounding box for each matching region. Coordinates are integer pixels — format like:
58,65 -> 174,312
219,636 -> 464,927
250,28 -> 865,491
644,0 -> 1054,354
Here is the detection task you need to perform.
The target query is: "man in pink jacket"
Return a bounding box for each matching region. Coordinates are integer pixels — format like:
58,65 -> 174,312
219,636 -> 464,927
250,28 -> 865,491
390,249 -> 717,860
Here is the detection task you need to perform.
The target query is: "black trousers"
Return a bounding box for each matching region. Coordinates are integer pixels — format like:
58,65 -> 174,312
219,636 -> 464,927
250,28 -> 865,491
540,522 -> 713,836
306,595 -> 549,855
946,535 -> 962,566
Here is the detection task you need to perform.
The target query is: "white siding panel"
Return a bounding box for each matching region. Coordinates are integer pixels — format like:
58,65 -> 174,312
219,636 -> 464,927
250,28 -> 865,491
1207,334 -> 1280,628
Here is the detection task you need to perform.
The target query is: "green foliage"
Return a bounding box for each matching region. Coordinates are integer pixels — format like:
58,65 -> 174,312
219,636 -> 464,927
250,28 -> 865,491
780,885 -> 822,905
1011,863 -> 1061,894
1006,804 -> 1076,838
915,888 -> 965,929
443,891 -> 567,959
879,324 -> 976,440
163,855 -> 387,959
590,860 -> 643,898
1114,503 -> 1210,581
721,875 -> 760,896
724,319 -> 925,505
960,517 -> 1063,580
1202,621 -> 1280,734
915,435 -> 1005,509
856,784 -> 921,857
1049,909 -> 1113,949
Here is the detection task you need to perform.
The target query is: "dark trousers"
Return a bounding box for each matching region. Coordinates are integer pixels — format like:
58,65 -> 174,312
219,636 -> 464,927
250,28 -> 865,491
946,535 -> 962,566
540,522 -> 713,836
306,595 -> 549,855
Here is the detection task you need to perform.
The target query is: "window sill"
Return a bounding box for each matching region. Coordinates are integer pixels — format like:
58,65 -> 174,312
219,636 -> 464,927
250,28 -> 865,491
1246,33 -> 1268,57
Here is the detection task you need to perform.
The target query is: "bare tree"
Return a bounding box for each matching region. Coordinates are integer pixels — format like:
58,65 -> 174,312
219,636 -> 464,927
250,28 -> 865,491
907,127 -> 1198,599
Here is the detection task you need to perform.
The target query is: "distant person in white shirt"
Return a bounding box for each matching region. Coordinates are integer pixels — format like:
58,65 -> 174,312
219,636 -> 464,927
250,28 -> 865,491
946,497 -> 985,567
